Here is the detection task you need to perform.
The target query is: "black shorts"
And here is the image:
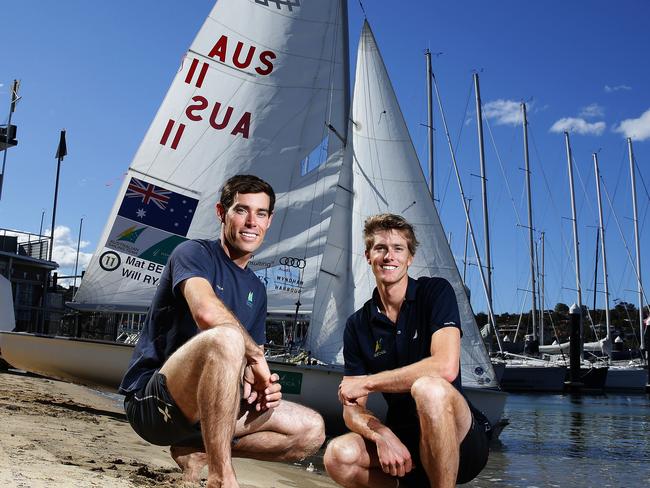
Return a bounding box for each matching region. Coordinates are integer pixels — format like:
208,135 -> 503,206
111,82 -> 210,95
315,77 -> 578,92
391,406 -> 490,486
124,371 -> 205,448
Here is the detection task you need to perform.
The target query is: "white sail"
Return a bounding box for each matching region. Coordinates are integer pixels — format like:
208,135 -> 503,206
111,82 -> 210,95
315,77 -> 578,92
308,22 -> 496,388
74,0 -> 349,312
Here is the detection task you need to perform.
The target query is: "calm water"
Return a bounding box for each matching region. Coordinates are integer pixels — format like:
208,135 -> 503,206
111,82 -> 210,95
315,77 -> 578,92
464,393 -> 650,488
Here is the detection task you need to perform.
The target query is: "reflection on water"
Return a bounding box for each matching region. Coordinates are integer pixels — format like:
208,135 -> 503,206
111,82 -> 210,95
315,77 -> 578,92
465,393 -> 650,487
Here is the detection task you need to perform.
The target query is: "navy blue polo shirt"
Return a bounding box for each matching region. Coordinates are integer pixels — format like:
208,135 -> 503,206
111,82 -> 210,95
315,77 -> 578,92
343,276 -> 463,426
119,239 -> 266,395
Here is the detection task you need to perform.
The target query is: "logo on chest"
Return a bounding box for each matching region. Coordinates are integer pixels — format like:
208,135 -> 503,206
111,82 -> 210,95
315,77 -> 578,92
373,338 -> 387,357
247,291 -> 254,308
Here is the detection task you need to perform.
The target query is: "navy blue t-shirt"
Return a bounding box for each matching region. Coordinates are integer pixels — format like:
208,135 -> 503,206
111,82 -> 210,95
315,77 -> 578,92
343,276 -> 462,426
119,239 -> 267,395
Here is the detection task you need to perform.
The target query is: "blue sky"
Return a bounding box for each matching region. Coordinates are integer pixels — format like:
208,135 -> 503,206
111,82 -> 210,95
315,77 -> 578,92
1,0 -> 649,321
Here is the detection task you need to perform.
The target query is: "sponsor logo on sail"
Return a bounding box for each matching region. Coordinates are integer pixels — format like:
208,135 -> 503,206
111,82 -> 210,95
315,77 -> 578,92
255,0 -> 300,12
117,225 -> 146,243
279,256 -> 306,269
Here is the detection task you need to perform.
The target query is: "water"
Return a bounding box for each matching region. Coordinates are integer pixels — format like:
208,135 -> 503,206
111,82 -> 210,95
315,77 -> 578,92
465,393 -> 650,488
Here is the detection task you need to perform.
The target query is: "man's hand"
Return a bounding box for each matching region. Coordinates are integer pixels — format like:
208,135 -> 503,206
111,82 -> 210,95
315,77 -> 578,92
338,376 -> 370,405
375,429 -> 413,478
242,356 -> 282,412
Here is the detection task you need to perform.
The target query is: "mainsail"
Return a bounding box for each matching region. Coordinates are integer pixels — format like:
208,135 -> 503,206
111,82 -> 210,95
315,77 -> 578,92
307,22 -> 496,388
74,0 -> 349,313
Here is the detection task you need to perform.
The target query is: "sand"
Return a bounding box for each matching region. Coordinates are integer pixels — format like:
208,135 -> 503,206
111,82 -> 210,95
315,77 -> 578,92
0,369 -> 339,488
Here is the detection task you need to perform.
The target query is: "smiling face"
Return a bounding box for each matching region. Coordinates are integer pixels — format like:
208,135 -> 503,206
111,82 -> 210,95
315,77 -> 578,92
217,192 -> 273,267
365,229 -> 414,287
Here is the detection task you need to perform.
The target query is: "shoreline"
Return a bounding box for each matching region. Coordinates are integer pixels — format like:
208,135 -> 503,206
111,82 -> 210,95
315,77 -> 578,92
0,369 -> 338,487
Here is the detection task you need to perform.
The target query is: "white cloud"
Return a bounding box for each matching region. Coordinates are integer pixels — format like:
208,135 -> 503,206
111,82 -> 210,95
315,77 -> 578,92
579,103 -> 604,119
604,84 -> 631,93
549,117 -> 606,136
613,108 -> 650,141
483,99 -> 527,126
49,225 -> 93,269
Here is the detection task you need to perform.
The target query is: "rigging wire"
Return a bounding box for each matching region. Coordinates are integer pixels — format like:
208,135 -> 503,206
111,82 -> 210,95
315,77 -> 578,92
483,110 -> 523,227
439,77 -> 474,210
600,175 -> 649,307
358,0 -> 367,18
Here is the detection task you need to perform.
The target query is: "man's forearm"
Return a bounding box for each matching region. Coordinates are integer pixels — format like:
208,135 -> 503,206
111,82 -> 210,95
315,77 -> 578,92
195,295 -> 262,359
343,404 -> 393,444
364,357 -> 455,394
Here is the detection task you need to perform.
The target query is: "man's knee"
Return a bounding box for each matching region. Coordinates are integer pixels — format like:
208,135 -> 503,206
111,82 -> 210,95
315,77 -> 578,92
292,407 -> 326,457
324,435 -> 363,473
411,376 -> 456,414
199,326 -> 246,363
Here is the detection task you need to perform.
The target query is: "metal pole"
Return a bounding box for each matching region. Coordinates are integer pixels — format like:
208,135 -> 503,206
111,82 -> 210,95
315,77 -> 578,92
541,232 -> 546,345
49,130 -> 66,262
462,198 -> 471,283
522,103 -> 537,340
73,217 -> 84,290
426,49 -> 434,199
627,138 -> 644,352
0,80 -> 20,200
39,210 -> 45,260
474,73 -> 493,334
565,131 -> 583,357
593,154 -> 611,342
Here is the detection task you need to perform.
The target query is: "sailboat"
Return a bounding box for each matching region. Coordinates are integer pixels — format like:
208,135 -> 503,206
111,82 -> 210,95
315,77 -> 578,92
0,0 -> 506,432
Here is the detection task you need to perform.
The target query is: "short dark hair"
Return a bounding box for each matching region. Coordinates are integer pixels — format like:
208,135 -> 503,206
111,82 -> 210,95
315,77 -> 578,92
219,174 -> 275,213
364,213 -> 419,255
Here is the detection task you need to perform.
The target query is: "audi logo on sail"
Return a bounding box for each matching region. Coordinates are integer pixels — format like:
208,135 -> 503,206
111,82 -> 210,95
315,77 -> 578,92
279,257 -> 306,269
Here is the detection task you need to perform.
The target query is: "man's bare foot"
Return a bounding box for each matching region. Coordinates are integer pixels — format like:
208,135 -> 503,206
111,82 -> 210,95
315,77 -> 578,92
207,473 -> 239,488
171,445 -> 208,482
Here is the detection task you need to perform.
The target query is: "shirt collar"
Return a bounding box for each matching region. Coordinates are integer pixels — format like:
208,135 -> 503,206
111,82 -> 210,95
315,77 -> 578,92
369,277 -> 418,320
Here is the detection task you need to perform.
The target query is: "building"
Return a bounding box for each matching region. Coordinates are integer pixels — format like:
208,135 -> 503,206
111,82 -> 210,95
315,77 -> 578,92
0,230 -> 62,333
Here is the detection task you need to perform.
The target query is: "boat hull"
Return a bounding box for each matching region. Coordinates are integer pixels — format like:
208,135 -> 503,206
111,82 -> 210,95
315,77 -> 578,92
0,332 -> 132,391
0,332 -> 507,436
499,363 -> 567,392
564,365 -> 609,392
605,365 -> 647,391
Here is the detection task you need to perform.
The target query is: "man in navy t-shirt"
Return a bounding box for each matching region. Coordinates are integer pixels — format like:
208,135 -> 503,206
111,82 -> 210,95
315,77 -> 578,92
324,214 -> 490,487
119,175 -> 325,488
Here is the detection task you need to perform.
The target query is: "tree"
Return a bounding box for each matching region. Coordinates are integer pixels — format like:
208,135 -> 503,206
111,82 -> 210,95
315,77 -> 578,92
554,303 -> 569,314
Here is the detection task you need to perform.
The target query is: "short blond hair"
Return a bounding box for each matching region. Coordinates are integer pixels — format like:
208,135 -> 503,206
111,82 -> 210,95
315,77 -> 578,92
363,214 -> 419,255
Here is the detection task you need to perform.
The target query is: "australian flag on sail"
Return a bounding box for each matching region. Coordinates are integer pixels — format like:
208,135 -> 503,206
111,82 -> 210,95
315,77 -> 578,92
117,177 -> 198,236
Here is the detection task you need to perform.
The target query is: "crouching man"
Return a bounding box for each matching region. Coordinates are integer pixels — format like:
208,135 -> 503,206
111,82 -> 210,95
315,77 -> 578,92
324,214 -> 490,487
119,175 -> 325,488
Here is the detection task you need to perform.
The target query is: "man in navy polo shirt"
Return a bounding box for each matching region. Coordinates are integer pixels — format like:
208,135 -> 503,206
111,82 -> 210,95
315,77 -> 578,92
119,175 -> 325,488
324,214 -> 489,487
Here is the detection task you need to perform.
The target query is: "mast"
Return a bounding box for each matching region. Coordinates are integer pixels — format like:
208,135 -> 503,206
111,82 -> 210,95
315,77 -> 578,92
462,199 -> 471,283
564,131 -> 583,356
425,49 -> 434,199
474,73 -> 493,335
593,153 -> 611,342
628,138 -> 645,353
540,231 -> 546,345
522,103 -> 537,340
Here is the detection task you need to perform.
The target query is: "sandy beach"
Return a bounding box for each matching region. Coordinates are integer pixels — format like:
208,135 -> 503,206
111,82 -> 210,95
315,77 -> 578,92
0,369 -> 339,488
